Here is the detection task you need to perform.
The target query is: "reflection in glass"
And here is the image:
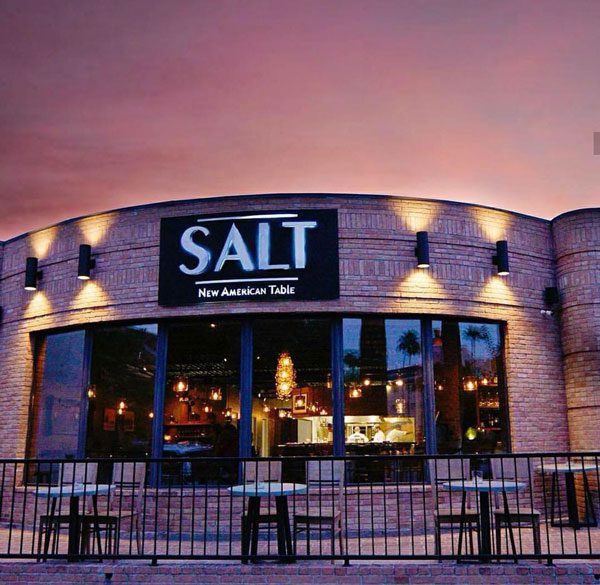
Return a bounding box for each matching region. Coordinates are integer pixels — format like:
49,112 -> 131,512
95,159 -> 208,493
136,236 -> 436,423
433,321 -> 507,454
343,318 -> 424,482
163,321 -> 241,484
29,331 -> 86,461
86,325 -> 157,457
252,319 -> 331,458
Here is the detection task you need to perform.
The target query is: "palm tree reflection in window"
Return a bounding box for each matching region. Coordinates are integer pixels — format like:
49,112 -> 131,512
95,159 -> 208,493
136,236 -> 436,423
397,329 -> 421,367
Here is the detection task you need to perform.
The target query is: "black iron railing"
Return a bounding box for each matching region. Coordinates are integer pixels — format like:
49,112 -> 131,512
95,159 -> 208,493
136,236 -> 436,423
0,453 -> 598,563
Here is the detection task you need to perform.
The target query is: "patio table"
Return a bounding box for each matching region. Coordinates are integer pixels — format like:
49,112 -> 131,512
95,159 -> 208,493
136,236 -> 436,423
536,462 -> 598,529
37,483 -> 114,561
443,479 -> 524,558
229,482 -> 307,563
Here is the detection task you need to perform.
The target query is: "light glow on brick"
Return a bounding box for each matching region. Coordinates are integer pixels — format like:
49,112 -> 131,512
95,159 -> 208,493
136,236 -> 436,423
477,276 -> 515,305
29,227 -> 58,259
395,201 -> 441,232
78,213 -> 117,246
72,281 -> 110,308
24,291 -> 53,320
470,207 -> 512,243
399,269 -> 439,297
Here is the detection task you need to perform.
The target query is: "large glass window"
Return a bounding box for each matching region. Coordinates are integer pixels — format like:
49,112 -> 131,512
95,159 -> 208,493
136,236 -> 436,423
342,318 -> 425,481
85,325 -> 157,457
433,320 -> 507,454
162,321 -> 241,483
27,315 -> 510,482
28,330 -> 87,460
252,318 -> 332,458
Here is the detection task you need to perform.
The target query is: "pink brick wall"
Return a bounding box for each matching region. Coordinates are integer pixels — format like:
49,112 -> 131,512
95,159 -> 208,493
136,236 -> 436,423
0,194 -> 578,457
0,561 -> 599,584
552,209 -> 600,451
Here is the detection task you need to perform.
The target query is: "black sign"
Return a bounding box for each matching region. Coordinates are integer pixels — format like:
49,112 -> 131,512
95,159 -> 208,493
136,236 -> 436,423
158,210 -> 339,306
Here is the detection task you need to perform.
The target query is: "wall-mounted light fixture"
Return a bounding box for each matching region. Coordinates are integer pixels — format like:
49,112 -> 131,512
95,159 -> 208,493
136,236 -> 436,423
544,286 -> 559,306
77,244 -> 96,280
24,257 -> 43,291
415,231 -> 430,268
492,240 -> 510,276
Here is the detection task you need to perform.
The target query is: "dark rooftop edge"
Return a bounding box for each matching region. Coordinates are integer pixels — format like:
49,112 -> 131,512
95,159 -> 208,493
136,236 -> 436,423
1,192 -> 599,246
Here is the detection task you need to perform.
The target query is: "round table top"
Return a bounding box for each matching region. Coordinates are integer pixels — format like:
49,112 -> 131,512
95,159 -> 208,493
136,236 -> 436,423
37,483 -> 115,498
163,443 -> 213,456
442,479 -> 525,493
536,462 -> 598,474
229,482 -> 307,497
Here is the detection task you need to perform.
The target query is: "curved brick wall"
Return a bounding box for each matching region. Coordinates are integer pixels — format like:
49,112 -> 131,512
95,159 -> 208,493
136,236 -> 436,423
552,209 -> 600,451
0,194 -> 572,457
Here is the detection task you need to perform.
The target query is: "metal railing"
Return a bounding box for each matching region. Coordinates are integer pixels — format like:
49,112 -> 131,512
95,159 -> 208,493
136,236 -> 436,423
0,452 -> 598,563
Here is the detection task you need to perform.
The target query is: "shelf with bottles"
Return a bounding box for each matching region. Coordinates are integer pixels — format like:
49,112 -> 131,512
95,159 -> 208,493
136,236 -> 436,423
477,386 -> 500,409
478,411 -> 502,431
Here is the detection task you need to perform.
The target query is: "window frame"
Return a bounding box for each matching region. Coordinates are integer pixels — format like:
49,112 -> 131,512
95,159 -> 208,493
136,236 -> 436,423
27,313 -> 510,485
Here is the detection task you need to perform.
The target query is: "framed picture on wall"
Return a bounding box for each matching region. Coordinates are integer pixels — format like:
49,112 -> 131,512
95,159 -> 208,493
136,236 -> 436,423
292,394 -> 308,414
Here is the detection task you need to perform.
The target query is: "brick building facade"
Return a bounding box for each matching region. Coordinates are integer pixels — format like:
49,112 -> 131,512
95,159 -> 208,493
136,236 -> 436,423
0,194 -> 598,458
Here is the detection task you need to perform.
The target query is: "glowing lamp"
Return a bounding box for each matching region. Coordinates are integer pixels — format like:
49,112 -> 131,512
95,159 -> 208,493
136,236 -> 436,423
275,352 -> 296,399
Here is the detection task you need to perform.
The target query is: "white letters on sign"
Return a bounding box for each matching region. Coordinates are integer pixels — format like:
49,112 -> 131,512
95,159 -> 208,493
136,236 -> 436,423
178,220 -> 318,275
179,226 -> 211,275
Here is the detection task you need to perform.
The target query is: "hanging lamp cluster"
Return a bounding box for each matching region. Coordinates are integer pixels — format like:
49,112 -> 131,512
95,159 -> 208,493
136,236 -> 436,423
275,351 -> 296,399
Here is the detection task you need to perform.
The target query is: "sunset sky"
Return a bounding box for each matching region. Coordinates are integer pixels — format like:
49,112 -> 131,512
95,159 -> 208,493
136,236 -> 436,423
1,0 -> 599,240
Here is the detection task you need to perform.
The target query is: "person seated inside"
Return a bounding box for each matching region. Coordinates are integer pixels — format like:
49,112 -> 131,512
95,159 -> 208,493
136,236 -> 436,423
348,425 -> 368,443
371,424 -> 386,443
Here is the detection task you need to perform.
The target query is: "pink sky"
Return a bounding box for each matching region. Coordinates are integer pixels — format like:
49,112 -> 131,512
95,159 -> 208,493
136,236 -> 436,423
1,0 -> 599,240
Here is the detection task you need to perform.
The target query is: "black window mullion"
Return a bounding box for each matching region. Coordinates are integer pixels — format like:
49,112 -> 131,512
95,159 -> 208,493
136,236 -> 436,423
150,323 -> 169,487
421,318 -> 437,455
331,317 -> 345,458
77,328 -> 94,458
239,320 -> 253,458
497,322 -> 511,452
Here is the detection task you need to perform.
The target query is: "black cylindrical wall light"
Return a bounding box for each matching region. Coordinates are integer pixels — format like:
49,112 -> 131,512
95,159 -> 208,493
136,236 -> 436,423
493,240 -> 510,276
415,231 -> 430,268
77,244 -> 96,280
24,257 -> 43,291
